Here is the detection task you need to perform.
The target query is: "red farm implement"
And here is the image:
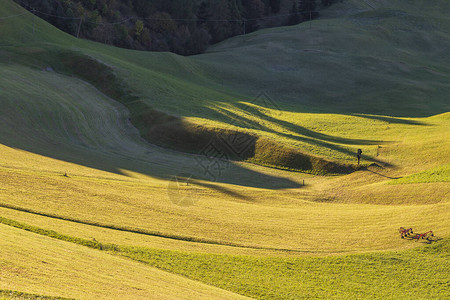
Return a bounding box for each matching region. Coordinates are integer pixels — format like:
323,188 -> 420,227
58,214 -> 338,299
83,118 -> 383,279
412,231 -> 434,241
399,227 -> 413,238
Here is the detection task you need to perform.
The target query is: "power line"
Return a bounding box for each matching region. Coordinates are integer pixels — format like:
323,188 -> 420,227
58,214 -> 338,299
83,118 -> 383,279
0,12 -> 28,20
34,10 -> 82,20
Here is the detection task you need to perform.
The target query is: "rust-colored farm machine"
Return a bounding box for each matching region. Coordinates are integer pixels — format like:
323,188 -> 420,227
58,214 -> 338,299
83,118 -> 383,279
398,227 -> 413,238
412,231 -> 434,241
399,227 -> 435,241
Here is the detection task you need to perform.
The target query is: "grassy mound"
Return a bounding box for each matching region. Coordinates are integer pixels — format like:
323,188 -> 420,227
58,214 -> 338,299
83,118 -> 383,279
2,0 -> 449,174
7,46 -> 352,174
0,0 -> 449,298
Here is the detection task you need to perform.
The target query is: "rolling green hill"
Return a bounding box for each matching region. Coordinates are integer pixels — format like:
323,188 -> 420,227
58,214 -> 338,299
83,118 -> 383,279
0,0 -> 449,299
1,0 -> 449,174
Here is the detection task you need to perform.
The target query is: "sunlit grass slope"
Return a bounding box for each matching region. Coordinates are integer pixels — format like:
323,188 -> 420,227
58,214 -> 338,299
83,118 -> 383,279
1,0 -> 449,170
0,0 -> 449,298
0,224 -> 246,300
388,163 -> 450,184
1,217 -> 448,300
0,143 -> 448,253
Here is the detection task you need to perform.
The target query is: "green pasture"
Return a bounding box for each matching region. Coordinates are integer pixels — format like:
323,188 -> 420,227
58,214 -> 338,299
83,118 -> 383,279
0,0 -> 448,298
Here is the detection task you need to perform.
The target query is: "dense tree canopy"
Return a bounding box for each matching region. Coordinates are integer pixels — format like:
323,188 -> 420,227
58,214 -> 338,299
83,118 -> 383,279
15,0 -> 332,55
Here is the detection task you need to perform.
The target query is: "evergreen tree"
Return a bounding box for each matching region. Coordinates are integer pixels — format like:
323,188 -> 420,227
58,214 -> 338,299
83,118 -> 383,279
288,0 -> 301,25
269,0 -> 281,13
298,0 -> 318,21
229,0 -> 243,36
322,0 -> 335,6
299,0 -> 317,12
197,1 -> 208,23
200,0 -> 232,43
242,0 -> 265,32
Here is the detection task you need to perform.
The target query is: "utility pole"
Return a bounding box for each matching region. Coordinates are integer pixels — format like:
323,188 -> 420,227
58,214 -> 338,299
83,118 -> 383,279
309,11 -> 312,29
32,8 -> 36,34
77,16 -> 84,39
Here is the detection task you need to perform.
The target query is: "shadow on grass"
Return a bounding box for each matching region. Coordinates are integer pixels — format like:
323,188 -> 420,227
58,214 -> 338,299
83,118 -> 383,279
352,114 -> 430,126
0,137 -> 302,192
0,50 -> 354,192
365,168 -> 402,179
235,103 -> 388,146
422,237 -> 444,244
403,236 -> 443,244
0,51 -> 305,192
215,105 -> 395,168
191,180 -> 255,202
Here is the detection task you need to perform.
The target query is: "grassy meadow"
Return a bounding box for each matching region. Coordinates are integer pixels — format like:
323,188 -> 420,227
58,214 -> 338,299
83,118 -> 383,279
0,0 -> 449,299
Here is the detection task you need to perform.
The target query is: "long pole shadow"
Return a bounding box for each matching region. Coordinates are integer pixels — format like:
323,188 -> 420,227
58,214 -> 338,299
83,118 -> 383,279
365,168 -> 402,180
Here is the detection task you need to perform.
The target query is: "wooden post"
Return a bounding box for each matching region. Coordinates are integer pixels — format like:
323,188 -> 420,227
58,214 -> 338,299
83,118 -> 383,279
77,16 -> 83,38
32,8 -> 36,34
309,11 -> 312,29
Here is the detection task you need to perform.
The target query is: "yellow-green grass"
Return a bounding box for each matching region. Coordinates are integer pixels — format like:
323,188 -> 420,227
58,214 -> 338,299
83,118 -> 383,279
0,62 -> 305,189
1,198 -> 448,256
388,163 -> 450,184
0,60 -> 448,182
0,290 -> 73,300
0,206 -> 287,257
0,150 -> 448,254
0,224 -> 247,300
1,0 -> 449,171
0,0 -> 449,298
0,68 -> 448,252
119,240 -> 450,300
0,217 -> 448,300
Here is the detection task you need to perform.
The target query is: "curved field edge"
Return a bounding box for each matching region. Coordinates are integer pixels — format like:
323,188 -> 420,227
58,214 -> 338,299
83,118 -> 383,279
387,163 -> 450,184
0,290 -> 74,300
0,216 -> 448,300
1,171 -> 448,252
0,223 -> 248,300
0,206 -> 304,252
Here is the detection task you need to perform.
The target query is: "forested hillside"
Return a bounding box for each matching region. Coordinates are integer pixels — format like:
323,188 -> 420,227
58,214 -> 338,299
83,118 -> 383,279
14,0 -> 334,55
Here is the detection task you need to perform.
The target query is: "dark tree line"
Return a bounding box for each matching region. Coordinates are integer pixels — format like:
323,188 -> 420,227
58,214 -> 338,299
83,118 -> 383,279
288,0 -> 335,25
15,0 -> 336,55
